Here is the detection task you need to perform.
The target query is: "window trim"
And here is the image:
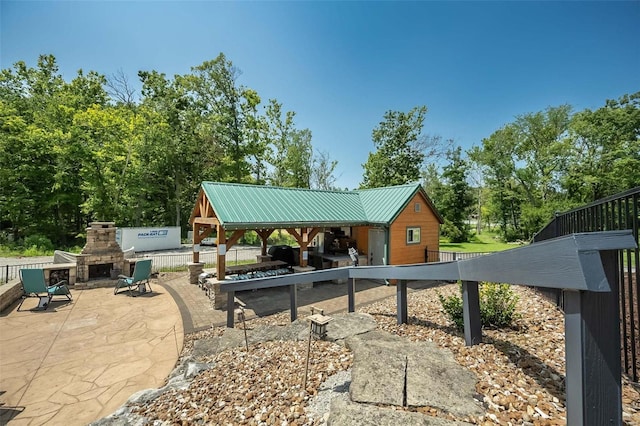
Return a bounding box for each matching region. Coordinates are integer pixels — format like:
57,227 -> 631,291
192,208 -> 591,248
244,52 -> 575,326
406,226 -> 421,245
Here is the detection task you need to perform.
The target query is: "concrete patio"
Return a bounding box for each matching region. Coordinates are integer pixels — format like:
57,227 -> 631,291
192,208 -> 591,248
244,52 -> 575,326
0,283 -> 183,425
0,271 -> 436,425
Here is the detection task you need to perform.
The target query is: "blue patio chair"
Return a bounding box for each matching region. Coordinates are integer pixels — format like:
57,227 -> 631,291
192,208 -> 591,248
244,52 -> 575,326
114,259 -> 152,296
18,268 -> 72,311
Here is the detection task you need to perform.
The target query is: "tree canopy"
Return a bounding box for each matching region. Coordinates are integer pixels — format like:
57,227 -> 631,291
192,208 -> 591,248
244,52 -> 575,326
0,54 -> 339,245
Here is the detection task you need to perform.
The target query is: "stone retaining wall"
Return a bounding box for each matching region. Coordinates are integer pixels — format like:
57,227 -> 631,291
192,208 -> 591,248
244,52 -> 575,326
0,280 -> 23,313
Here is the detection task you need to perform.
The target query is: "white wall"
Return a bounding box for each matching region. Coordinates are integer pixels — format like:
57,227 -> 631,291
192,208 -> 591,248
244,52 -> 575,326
116,227 -> 181,252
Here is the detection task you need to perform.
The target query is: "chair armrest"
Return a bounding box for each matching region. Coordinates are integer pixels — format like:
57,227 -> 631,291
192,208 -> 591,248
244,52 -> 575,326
48,280 -> 68,289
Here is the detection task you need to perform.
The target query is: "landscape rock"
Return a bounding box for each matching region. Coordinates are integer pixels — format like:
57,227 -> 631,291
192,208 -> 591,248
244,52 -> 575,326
406,342 -> 484,417
348,336 -> 407,406
346,330 -> 483,417
327,399 -> 473,426
325,312 -> 378,343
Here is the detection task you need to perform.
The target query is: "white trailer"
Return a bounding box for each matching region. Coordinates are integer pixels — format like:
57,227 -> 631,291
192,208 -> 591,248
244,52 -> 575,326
116,226 -> 181,252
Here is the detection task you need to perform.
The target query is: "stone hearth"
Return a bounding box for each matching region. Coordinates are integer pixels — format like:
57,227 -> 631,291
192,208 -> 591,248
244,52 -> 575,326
76,222 -> 125,282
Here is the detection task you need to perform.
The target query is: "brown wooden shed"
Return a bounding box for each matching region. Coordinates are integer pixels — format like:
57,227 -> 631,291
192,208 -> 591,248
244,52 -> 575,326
189,182 -> 443,280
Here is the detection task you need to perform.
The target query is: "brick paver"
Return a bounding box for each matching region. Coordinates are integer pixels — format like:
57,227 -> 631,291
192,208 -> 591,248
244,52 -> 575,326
157,272 -> 440,332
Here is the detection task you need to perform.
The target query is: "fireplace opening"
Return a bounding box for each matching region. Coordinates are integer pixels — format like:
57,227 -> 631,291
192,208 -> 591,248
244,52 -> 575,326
89,263 -> 113,280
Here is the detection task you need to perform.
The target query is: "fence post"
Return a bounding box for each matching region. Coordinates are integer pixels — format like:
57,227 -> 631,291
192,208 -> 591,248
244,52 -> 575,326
397,279 -> 408,324
462,280 -> 482,346
289,284 -> 298,322
348,278 -> 355,313
5,265 -> 8,283
227,291 -> 235,328
564,250 -> 621,425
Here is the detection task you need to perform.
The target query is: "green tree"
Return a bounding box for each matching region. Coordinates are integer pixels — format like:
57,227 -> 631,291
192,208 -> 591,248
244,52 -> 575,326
361,106 -> 428,188
438,147 -> 474,242
182,54 -> 260,183
311,150 -> 339,190
263,99 -> 314,188
0,55 -> 110,244
470,105 -> 573,241
564,92 -> 640,203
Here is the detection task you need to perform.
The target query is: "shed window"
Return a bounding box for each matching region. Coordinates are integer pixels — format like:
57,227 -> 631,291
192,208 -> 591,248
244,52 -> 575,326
414,203 -> 421,212
406,227 -> 421,244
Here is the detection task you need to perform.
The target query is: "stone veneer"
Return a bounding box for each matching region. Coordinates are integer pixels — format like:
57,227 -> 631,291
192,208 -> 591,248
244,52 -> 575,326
76,222 -> 125,282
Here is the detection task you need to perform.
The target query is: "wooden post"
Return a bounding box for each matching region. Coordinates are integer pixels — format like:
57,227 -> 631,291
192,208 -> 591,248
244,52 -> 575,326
226,291 -> 235,328
257,229 -> 274,256
300,227 -> 308,267
397,279 -> 408,324
192,224 -> 201,264
462,280 -> 482,346
289,284 -> 298,322
217,224 -> 226,281
564,250 -> 621,425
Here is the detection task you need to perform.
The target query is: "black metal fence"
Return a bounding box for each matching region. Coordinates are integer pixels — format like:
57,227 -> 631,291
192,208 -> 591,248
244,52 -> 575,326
1,262 -> 53,284
533,186 -> 640,382
426,250 -> 487,263
1,247 -> 261,284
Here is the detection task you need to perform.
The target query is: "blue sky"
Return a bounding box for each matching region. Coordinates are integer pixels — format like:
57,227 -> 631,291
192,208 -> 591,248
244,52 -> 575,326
2,1 -> 639,189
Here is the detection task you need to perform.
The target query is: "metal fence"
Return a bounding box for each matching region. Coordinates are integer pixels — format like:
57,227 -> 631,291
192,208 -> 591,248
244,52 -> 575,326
1,262 -> 54,284
533,186 -> 640,382
138,247 -> 261,273
426,250 -> 487,263
1,247 -> 262,284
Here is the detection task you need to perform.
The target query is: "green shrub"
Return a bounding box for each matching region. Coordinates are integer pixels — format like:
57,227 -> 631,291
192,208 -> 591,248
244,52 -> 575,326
480,282 -> 520,327
437,292 -> 465,330
23,235 -> 54,252
268,231 -> 297,246
240,231 -> 260,245
438,282 -> 520,330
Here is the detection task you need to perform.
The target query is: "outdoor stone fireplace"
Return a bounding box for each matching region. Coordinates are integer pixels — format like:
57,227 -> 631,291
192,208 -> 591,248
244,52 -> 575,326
76,222 -> 125,282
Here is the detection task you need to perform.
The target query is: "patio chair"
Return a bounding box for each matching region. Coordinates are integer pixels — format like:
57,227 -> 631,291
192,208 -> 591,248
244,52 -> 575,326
114,259 -> 152,296
17,268 -> 72,311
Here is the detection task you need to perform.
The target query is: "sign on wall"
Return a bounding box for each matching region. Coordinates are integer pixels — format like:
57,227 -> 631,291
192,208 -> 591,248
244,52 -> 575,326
116,227 -> 181,252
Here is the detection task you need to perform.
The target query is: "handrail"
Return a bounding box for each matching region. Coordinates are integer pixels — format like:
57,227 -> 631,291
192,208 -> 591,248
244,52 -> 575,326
221,230 -> 635,293
219,230 -> 637,426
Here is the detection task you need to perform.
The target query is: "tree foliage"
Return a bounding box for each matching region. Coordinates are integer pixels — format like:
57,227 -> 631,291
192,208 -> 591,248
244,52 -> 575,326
437,147 -> 474,242
0,54 -> 338,245
361,106 -> 428,188
470,94 -> 639,241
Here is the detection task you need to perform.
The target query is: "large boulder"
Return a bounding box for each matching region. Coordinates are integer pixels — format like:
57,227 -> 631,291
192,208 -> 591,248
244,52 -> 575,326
345,330 -> 483,418
327,399 -> 474,426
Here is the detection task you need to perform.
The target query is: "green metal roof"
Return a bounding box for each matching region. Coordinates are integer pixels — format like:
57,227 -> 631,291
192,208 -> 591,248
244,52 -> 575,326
199,182 -> 442,230
355,184 -> 422,224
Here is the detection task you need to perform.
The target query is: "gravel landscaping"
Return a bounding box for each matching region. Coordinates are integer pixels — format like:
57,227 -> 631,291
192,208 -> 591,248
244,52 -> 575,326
131,283 -> 639,425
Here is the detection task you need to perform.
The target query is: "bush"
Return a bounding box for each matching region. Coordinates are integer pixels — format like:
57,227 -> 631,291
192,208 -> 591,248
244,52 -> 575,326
438,282 -> 520,330
437,292 -> 464,330
240,231 -> 260,246
268,231 -> 297,246
23,234 -> 54,251
441,219 -> 469,243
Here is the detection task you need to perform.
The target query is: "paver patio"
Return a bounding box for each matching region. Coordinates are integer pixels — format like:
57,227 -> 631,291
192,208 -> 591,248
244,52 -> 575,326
0,271 -> 436,425
0,285 -> 183,425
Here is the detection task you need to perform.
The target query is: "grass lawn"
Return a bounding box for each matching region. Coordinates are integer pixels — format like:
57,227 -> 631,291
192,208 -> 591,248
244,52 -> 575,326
439,231 -> 522,253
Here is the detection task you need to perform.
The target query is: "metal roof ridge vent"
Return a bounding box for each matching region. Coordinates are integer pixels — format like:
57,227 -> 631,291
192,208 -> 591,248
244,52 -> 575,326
203,181 -> 355,194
